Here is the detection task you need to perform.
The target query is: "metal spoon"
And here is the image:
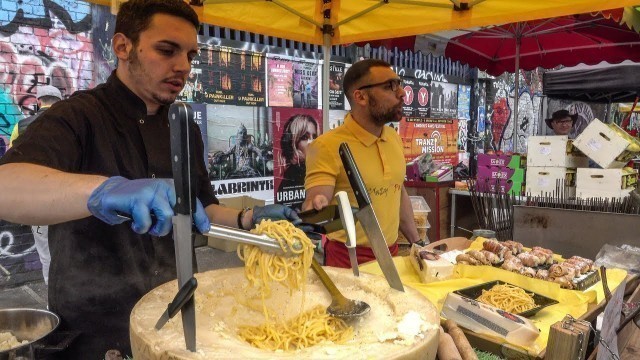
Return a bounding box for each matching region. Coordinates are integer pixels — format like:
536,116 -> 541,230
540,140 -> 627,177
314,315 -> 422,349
310,258 -> 371,319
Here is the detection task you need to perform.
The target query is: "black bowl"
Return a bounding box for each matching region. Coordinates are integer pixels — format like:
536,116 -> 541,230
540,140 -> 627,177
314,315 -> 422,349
454,280 -> 559,318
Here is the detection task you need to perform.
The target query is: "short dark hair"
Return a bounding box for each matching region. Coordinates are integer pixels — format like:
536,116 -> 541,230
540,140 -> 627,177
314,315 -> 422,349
115,0 -> 199,45
343,59 -> 392,103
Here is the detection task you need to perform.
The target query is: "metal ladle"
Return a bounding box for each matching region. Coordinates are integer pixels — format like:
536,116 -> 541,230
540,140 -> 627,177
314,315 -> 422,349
310,258 -> 370,319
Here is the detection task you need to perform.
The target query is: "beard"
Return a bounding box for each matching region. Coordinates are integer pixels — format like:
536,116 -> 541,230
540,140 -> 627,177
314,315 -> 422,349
128,49 -> 178,106
368,95 -> 401,126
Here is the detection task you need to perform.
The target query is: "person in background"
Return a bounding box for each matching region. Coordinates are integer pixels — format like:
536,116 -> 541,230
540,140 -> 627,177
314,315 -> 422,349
278,114 -> 319,211
8,85 -> 64,286
303,59 -> 424,268
9,85 -> 63,147
545,109 -> 577,137
0,0 -> 299,357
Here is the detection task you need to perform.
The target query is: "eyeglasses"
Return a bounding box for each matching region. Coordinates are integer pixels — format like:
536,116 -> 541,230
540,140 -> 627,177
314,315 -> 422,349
357,78 -> 403,92
553,119 -> 573,125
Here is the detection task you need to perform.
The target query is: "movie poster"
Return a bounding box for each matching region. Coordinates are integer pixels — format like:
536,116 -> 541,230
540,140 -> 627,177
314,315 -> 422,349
430,81 -> 458,118
237,51 -> 266,107
415,79 -> 430,118
271,107 -> 323,211
202,47 -> 240,105
292,61 -> 319,109
267,58 -> 294,107
329,62 -> 346,110
401,76 -> 418,117
206,105 -> 274,201
399,117 -> 459,166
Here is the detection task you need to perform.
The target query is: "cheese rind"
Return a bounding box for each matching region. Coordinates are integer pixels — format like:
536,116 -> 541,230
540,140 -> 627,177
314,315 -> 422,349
409,244 -> 454,283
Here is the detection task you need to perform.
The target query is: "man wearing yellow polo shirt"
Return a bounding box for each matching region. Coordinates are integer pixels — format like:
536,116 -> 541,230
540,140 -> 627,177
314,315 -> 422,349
303,59 -> 423,268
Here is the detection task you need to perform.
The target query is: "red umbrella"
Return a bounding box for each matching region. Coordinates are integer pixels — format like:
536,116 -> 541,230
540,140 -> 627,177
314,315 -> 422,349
362,12 -> 640,150
443,14 -> 640,76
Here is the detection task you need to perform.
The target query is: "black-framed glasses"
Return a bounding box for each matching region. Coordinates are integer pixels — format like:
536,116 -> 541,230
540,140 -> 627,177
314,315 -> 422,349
357,78 -> 403,92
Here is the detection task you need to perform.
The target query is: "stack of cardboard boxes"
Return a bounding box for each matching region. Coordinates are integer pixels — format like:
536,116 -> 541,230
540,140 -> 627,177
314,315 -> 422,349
525,119 -> 639,199
573,119 -> 639,198
476,153 -> 526,195
525,136 -> 588,197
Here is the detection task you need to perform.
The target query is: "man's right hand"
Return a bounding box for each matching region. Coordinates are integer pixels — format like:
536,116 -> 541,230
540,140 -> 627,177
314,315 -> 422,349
309,194 -> 330,210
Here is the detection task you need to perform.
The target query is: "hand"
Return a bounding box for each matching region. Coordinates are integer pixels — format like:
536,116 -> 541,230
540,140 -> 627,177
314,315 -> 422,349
252,204 -> 302,226
310,194 -> 329,210
87,176 -> 210,236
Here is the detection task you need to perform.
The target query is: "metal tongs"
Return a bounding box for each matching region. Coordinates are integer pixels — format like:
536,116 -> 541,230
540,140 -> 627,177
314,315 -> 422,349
204,224 -> 303,257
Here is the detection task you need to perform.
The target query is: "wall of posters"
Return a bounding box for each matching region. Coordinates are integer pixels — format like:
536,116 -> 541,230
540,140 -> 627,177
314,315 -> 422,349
430,81 -> 458,118
399,117 -> 459,166
271,107 -> 323,211
267,58 -> 294,107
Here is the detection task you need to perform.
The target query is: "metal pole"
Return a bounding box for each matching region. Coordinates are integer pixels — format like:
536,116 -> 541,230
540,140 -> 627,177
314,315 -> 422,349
322,32 -> 331,132
513,36 -> 520,152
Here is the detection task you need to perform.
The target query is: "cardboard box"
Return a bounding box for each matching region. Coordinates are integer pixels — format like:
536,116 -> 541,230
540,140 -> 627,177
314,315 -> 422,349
207,195 -> 266,252
526,166 -> 576,196
477,153 -> 526,169
573,119 -> 640,168
576,168 -> 639,199
527,136 -> 589,168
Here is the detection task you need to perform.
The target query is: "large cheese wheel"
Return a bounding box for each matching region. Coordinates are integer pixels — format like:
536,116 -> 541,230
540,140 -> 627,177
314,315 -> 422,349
130,266 -> 439,359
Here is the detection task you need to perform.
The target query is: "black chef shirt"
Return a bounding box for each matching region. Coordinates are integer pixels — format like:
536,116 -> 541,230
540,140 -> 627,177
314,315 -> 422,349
1,72 -> 218,358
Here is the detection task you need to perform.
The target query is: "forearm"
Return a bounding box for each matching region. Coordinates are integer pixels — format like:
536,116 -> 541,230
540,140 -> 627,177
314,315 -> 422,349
205,204 -> 243,228
398,186 -> 420,244
0,163 -> 107,225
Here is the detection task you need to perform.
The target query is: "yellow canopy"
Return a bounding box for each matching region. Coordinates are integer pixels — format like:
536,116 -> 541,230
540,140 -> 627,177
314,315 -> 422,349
88,1 -> 639,45
199,0 -> 639,45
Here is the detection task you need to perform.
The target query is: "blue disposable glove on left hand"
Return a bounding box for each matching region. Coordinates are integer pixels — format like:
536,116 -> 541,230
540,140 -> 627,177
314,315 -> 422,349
252,204 -> 302,226
87,176 -> 210,236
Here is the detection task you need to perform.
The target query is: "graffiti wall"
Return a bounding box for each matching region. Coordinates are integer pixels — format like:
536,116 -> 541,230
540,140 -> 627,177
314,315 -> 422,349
484,69 -> 544,154
1,0 -> 96,286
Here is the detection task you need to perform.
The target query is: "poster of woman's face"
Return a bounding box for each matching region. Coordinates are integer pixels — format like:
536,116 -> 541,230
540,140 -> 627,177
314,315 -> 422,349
271,107 -> 323,210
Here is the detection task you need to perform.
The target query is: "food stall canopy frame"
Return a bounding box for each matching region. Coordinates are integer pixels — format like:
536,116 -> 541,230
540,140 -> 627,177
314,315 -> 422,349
543,60 -> 640,103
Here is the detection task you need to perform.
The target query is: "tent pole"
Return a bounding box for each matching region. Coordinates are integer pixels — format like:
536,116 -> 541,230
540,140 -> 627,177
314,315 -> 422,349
513,36 -> 520,152
322,32 -> 331,132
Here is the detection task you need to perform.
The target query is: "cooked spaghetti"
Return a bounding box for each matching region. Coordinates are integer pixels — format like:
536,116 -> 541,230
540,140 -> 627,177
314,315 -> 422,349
476,284 -> 536,314
238,305 -> 353,351
237,219 -> 353,351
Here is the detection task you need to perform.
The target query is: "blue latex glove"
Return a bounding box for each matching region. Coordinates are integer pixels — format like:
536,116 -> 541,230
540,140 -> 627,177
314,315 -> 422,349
88,176 -> 210,236
252,204 -> 302,226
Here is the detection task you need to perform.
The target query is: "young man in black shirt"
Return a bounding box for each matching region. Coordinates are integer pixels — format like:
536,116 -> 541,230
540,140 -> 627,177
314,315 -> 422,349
0,0 -> 299,357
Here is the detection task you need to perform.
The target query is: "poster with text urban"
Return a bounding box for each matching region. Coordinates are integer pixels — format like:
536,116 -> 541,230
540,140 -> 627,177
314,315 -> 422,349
399,117 -> 459,167
271,107 -> 323,211
292,61 -> 319,109
430,81 -> 458,118
267,58 -> 294,107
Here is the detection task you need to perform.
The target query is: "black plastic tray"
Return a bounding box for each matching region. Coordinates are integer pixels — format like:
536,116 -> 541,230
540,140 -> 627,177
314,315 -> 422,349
454,280 -> 559,318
